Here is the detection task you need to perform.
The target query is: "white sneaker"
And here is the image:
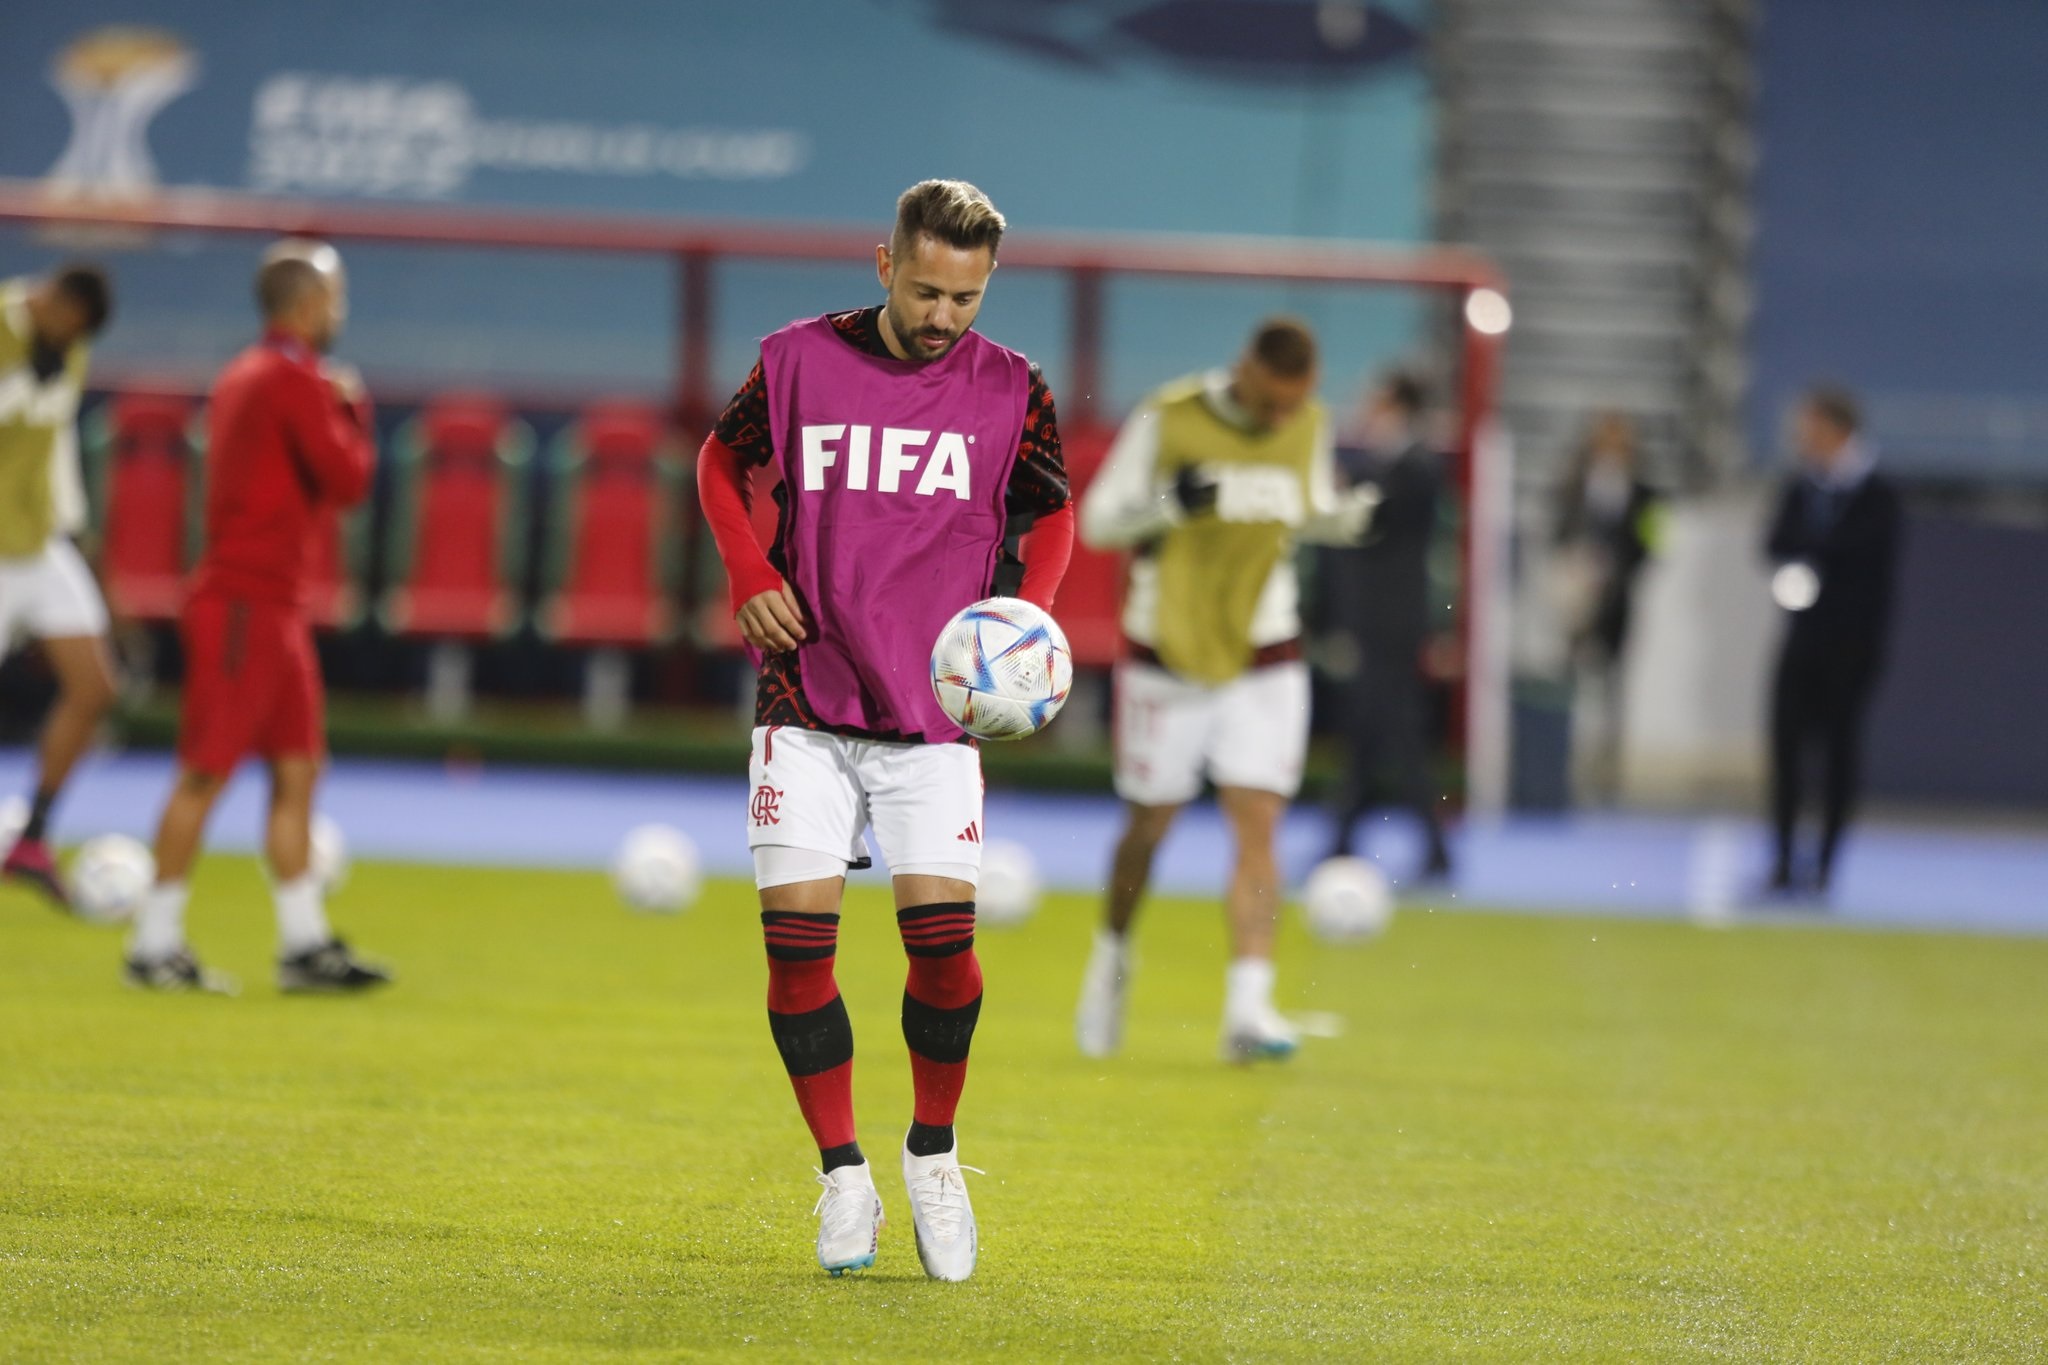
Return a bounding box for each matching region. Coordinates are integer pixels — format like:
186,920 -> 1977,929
1220,1003 -> 1300,1063
1075,930 -> 1131,1058
902,1139 -> 983,1282
813,1162 -> 883,1275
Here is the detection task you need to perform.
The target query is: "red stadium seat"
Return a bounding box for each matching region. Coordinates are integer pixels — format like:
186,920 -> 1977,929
304,507 -> 368,631
540,402 -> 678,648
90,391 -> 197,623
1053,421 -> 1127,667
379,395 -> 530,640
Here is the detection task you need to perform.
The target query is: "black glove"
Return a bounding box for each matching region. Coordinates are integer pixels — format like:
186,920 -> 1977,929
1171,464 -> 1219,516
29,339 -> 66,383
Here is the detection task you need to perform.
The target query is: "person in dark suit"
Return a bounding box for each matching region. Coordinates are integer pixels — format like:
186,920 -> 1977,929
1318,371 -> 1451,878
1763,386 -> 1903,896
1554,411 -> 1660,803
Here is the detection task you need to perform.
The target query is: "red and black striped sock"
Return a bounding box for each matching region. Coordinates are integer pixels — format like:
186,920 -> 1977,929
897,901 -> 983,1157
762,909 -> 861,1171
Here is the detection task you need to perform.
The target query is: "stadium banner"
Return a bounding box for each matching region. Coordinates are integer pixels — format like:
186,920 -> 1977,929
0,1 -> 1431,403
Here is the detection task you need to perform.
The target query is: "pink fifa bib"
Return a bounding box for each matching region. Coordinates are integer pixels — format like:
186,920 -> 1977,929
762,316 -> 1029,742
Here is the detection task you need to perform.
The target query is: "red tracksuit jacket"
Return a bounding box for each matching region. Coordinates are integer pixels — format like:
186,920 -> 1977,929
189,331 -> 374,610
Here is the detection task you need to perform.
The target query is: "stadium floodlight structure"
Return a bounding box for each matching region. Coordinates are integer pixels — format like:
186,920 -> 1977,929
0,179 -> 1512,813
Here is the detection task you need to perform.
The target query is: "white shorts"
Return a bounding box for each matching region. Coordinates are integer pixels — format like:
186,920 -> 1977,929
747,725 -> 984,890
1114,658 -> 1311,806
0,539 -> 110,656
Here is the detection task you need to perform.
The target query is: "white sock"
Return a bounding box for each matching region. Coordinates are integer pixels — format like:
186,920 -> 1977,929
272,872 -> 331,956
1094,927 -> 1129,961
130,882 -> 189,962
1225,956 -> 1276,1022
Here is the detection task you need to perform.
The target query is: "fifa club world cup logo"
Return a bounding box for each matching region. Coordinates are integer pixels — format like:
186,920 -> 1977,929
44,27 -> 198,200
750,785 -> 784,828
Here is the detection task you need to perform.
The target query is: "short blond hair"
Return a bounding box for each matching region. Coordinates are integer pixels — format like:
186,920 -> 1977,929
891,179 -> 1006,259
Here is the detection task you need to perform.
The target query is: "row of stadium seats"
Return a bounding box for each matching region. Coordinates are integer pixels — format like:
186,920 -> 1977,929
90,389 -> 1131,672
91,392 -> 678,651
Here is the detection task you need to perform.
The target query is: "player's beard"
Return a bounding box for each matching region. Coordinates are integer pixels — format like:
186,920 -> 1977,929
884,300 -> 961,364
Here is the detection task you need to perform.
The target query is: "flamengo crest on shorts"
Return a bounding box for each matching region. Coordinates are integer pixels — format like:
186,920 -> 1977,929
746,725 -> 985,879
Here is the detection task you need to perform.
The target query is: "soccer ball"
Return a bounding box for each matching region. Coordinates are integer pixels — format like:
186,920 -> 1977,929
613,824 -> 701,913
977,839 -> 1041,927
310,813 -> 349,893
930,597 -> 1073,741
70,834 -> 155,925
1302,856 -> 1394,942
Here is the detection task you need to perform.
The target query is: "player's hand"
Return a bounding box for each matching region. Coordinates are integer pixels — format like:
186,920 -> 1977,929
1171,464 -> 1219,516
323,360 -> 366,406
1335,485 -> 1383,543
736,581 -> 808,652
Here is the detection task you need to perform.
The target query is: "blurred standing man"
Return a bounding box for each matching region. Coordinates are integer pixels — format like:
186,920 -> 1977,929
697,180 -> 1071,1280
125,240 -> 390,993
1553,410 -> 1660,804
1075,318 -> 1374,1063
1763,386 -> 1901,897
1318,371 -> 1452,877
0,265 -> 119,908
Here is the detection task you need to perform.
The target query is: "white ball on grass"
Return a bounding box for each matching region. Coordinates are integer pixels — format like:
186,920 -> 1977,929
70,833 -> 155,925
614,824 -> 701,914
976,839 -> 1041,927
1302,856 -> 1394,942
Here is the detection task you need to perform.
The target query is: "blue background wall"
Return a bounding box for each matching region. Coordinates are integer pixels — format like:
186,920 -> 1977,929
1750,0 -> 2048,482
1,0 -> 1433,413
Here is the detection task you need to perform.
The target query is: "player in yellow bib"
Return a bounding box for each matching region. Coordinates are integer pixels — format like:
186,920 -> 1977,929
1074,317 -> 1375,1061
0,265 -> 118,908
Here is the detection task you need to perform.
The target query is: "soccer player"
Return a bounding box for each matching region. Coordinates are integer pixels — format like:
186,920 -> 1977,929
0,264 -> 120,908
696,180 -> 1072,1279
124,240 -> 390,995
1073,318 -> 1373,1062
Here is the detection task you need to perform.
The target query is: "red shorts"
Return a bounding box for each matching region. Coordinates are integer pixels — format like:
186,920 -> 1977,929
177,595 -> 325,777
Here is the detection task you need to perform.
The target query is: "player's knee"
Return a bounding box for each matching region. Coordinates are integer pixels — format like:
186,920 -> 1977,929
177,768 -> 226,799
53,648 -> 119,713
1121,804 -> 1179,850
266,759 -> 319,805
77,666 -> 118,714
1222,800 -> 1284,847
1228,805 -> 1280,837
897,901 -> 976,952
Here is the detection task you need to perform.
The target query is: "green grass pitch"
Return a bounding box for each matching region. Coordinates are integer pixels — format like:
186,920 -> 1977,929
4,858 -> 2045,1361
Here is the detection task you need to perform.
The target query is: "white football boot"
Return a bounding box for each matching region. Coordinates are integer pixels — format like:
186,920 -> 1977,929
813,1162 -> 883,1275
1220,1002 -> 1300,1063
902,1139 -> 983,1282
1075,929 -> 1131,1058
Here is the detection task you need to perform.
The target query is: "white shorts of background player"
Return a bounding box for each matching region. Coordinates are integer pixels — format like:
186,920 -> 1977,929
0,538 -> 109,656
1112,658 -> 1310,807
747,725 -> 984,890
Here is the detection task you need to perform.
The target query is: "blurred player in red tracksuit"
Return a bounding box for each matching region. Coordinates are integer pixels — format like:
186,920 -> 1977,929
125,240 -> 391,994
